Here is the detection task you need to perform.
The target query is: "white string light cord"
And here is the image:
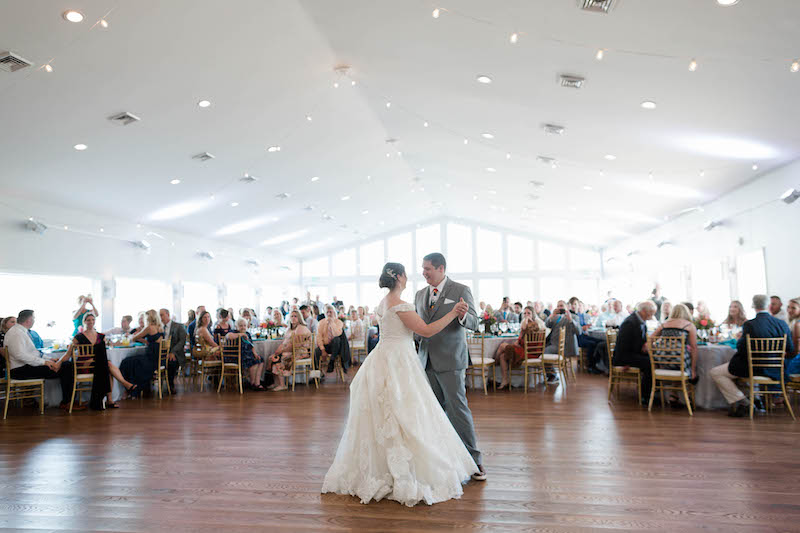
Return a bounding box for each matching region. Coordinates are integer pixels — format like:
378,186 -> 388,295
425,3 -> 800,71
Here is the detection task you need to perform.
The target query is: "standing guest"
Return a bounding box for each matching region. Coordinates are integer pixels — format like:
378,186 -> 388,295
314,304 -> 350,376
660,301 -> 673,324
544,300 -> 581,383
213,309 -> 233,340
6,310 -> 76,409
495,306 -> 545,389
269,310 -> 312,391
300,305 -> 318,333
187,305 -> 206,344
710,294 -> 794,417
612,301 -> 658,404
1,316 -> 16,347
722,301 -> 747,329
105,315 -> 133,336
651,304 -> 699,404
226,318 -> 266,390
119,310 -> 164,398
280,301 -> 290,318
72,294 -> 97,336
650,284 -> 665,322
770,295 -> 789,324
159,309 -> 187,392
271,309 -> 288,328
184,309 -> 196,329
264,307 -> 274,322
67,313 -> 136,409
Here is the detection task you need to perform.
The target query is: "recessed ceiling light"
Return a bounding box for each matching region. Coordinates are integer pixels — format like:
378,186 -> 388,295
476,75 -> 492,84
791,60 -> 800,73
716,0 -> 739,5
170,179 -> 181,185
99,19 -> 109,28
99,227 -> 104,232
463,138 -> 469,145
604,154 -> 616,160
306,114 -> 312,121
752,163 -> 759,171
63,10 -> 84,23
481,132 -> 494,139
333,82 -> 339,89
198,100 -> 211,108
267,145 -> 281,152
688,59 -> 698,72
423,120 -> 429,127
506,152 -> 511,159
432,8 -> 441,18
509,33 -> 519,44
341,195 -> 350,201
385,101 -> 392,109
641,100 -> 657,110
485,167 -> 496,172
74,143 -> 87,151
230,202 -> 239,207
260,229 -> 310,247
351,80 -> 356,86
310,176 -> 319,182
361,210 -> 369,215
44,64 -> 53,73
595,48 -> 605,60
583,185 -> 593,190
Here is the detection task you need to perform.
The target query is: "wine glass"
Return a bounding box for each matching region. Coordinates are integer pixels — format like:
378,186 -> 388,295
499,322 -> 509,334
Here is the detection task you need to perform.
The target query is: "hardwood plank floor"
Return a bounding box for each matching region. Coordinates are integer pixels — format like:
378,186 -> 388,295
2,372 -> 799,532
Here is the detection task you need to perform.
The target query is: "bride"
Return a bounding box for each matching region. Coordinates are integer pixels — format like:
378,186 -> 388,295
321,262 -> 478,507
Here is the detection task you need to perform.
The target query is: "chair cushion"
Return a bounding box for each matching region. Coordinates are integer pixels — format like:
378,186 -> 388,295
542,354 -> 560,361
10,378 -> 44,385
654,369 -> 686,378
525,358 -> 542,364
613,366 -> 640,373
790,374 -> 800,382
751,375 -> 778,383
471,357 -> 494,365
76,373 -> 94,380
294,358 -> 313,366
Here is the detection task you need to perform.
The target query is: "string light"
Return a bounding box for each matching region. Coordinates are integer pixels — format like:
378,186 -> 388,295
688,59 -> 698,72
595,48 -> 605,61
509,33 -> 519,44
432,8 -> 441,18
792,60 -> 800,73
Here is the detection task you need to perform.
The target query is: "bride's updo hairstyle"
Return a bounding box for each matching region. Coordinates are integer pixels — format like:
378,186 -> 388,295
379,262 -> 405,290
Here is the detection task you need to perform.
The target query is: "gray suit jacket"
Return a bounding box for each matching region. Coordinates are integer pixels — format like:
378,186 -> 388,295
165,322 -> 188,365
415,278 -> 479,372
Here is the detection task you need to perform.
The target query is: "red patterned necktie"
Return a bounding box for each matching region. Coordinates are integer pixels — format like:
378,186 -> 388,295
430,288 -> 438,309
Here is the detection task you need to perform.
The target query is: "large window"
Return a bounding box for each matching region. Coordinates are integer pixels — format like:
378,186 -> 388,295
114,277 -> 172,327
736,249 -> 767,305
183,281 -> 218,320
0,273 -> 97,341
304,256 -> 329,279
571,248 -> 600,271
508,235 -> 534,271
307,285 -> 330,306
508,278 -> 535,303
333,283 -> 357,308
360,282 -> 386,311
446,223 -> 472,272
538,241 -> 566,271
477,279 -> 504,308
691,261 -> 729,321
539,276 -> 568,306
359,240 -> 385,277
572,279 -> 599,304
225,283 -> 256,316
476,228 -> 502,272
415,224 -> 441,274
387,233 -> 413,272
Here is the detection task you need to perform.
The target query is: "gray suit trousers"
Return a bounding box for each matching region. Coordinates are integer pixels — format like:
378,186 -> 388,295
425,359 -> 482,465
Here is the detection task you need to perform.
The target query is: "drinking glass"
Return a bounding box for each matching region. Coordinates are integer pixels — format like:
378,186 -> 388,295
499,322 -> 509,334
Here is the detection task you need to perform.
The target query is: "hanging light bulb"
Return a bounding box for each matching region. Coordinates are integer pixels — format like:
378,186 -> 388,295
510,33 -> 519,44
44,64 -> 53,73
699,169 -> 705,177
432,8 -> 441,18
333,81 -> 339,88
595,48 -> 605,60
385,101 -> 392,109
99,19 -> 109,28
506,152 -> 511,160
463,138 -> 469,145
792,60 -> 800,73
423,120 -> 429,127
688,59 -> 698,72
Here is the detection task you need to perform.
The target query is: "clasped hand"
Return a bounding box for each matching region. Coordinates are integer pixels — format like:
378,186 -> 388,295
452,298 -> 469,319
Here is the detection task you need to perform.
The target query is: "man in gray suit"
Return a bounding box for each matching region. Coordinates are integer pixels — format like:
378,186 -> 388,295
159,309 -> 188,392
415,253 -> 486,481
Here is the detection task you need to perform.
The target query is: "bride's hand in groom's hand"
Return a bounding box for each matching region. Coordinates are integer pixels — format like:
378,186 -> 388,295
454,299 -> 469,319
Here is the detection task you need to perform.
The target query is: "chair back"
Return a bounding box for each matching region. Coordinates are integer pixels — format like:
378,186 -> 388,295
74,344 -> 96,377
157,338 -> 170,369
523,330 -> 546,359
220,335 -> 241,364
605,330 -> 617,368
648,335 -> 686,373
1,347 -> 9,379
746,335 -> 787,380
467,334 -> 485,363
557,327 -> 566,358
292,331 -> 313,361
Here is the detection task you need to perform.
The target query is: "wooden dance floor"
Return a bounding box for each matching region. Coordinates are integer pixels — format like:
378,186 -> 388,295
2,373 -> 800,532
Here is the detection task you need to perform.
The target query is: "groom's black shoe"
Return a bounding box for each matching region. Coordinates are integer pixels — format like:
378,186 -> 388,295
472,465 -> 487,481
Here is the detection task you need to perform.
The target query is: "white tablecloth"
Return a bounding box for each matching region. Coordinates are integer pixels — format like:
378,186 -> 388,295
253,339 -> 288,380
694,344 -> 736,410
467,335 -> 520,389
44,346 -> 147,406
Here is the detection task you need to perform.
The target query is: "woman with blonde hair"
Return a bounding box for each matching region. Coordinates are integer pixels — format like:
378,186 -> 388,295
652,303 -> 699,404
722,300 -> 747,328
495,306 -> 545,390
269,310 -> 312,391
119,309 -> 164,398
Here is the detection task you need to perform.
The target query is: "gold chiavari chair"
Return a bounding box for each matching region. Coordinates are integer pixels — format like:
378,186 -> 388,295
466,333 -> 495,394
69,344 -> 96,413
186,342 -> 203,387
200,343 -> 222,392
740,335 -> 795,420
606,329 -> 641,403
291,332 -> 316,391
2,347 -> 45,419
350,324 -> 368,366
787,374 -> 800,411
509,329 -> 546,394
218,335 -> 243,394
648,335 -> 693,416
152,339 -> 171,399
542,328 -> 568,387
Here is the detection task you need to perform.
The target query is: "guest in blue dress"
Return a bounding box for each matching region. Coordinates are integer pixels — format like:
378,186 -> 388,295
224,318 -> 266,390
119,309 -> 164,398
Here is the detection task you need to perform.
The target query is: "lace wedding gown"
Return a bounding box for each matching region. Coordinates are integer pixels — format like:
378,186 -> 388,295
321,299 -> 478,507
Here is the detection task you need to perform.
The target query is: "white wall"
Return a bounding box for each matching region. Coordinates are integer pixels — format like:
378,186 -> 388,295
603,158 -> 800,303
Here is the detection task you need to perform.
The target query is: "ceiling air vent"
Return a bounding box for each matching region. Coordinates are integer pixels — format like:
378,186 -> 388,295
192,152 -> 215,162
196,250 -> 215,260
543,124 -> 565,136
536,156 -> 556,166
0,51 -> 33,73
275,192 -> 290,199
559,74 -> 585,89
577,0 -> 615,13
303,205 -> 315,211
130,240 -> 151,252
240,173 -> 258,184
322,214 -> 334,221
244,258 -> 260,267
108,111 -> 141,126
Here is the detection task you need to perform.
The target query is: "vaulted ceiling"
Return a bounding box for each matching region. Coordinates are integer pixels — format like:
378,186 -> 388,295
1,0 -> 798,258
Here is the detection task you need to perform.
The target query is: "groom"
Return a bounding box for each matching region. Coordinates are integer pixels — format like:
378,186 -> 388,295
415,252 -> 486,481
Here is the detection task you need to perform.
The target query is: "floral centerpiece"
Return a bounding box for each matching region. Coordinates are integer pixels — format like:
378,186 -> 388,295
694,317 -> 716,330
480,312 -> 497,334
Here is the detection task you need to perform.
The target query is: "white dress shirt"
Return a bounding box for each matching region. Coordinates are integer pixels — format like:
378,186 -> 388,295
5,324 -> 45,370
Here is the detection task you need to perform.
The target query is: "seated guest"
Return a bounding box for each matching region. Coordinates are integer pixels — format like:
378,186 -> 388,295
300,305 -> 318,333
72,294 -> 97,336
681,301 -> 695,316
785,298 -> 800,375
612,301 -> 657,404
184,309 -> 196,329
1,316 -> 16,347
105,315 -> 133,336
601,300 -> 628,328
696,300 -> 711,320
495,305 -> 545,389
533,301 -> 548,321
511,302 -> 523,323
264,306 -> 274,322
494,297 -> 513,323
347,309 -> 366,344
651,304 -> 698,404
269,310 -> 312,391
313,304 -> 324,322
239,308 -> 253,327
544,300 -> 581,383
659,300 -> 673,324
159,309 -> 187,392
28,327 -> 44,350
314,304 -> 351,376
226,318 -> 266,390
722,300 -> 747,330
479,301 -> 486,312
67,313 -> 136,409
710,294 -> 794,417
130,312 -> 146,335
6,309 -> 76,409
357,306 -> 370,327
187,305 -> 206,344
213,309 -> 233,339
195,311 -> 219,356
770,295 -> 789,324
119,310 -> 164,398
226,307 -> 236,323
483,304 -> 495,321
271,309 -> 288,328
569,297 -> 602,374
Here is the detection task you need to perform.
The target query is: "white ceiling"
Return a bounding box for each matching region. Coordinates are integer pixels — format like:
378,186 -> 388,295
1,0 -> 798,258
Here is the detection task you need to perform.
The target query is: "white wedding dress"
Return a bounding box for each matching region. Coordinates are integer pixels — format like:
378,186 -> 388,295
321,299 -> 478,507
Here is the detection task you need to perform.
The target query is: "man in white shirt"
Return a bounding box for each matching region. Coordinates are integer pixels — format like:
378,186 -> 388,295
770,296 -> 790,324
600,300 -> 628,328
300,305 -> 318,333
105,315 -> 133,336
6,309 -> 75,408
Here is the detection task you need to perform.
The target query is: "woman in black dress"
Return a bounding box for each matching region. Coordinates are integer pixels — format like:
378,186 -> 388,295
119,309 -> 164,398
